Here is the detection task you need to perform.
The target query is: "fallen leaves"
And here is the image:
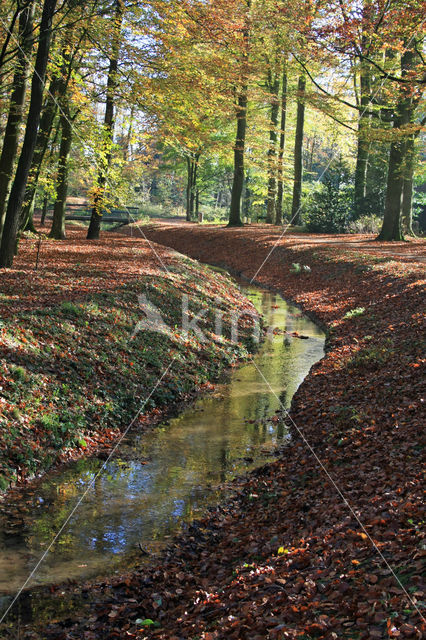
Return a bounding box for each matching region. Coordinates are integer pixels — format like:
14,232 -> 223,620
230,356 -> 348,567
1,226 -> 425,639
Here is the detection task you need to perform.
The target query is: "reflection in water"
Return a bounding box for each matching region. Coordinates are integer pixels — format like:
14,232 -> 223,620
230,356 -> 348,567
0,285 -> 325,594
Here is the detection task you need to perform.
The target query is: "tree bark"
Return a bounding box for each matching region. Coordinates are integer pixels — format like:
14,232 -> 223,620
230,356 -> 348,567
190,153 -> 199,220
50,106 -> 72,239
87,0 -> 123,240
0,3 -> 34,240
196,189 -> 202,222
228,5 -> 250,228
265,67 -> 280,224
276,59 -> 287,226
377,48 -> 419,241
185,152 -> 200,221
402,130 -> 417,236
19,56 -> 71,232
0,0 -> 57,268
242,170 -> 251,222
40,193 -> 48,226
186,156 -> 193,221
290,75 -> 306,226
353,56 -> 371,218
377,133 -> 405,241
228,88 -> 247,227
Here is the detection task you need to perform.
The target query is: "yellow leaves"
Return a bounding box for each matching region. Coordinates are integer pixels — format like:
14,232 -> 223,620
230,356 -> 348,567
277,546 -> 289,555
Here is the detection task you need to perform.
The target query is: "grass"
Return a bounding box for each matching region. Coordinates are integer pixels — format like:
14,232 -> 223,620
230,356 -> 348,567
0,259 -> 257,489
343,306 -> 365,319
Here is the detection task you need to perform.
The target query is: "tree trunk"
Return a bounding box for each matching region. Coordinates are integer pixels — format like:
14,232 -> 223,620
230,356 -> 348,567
23,207 -> 37,233
0,0 -> 57,268
40,193 -> 48,226
185,153 -> 200,221
265,69 -> 280,224
186,156 -> 193,221
228,88 -> 247,227
402,132 -> 415,236
186,158 -> 192,220
19,55 -> 71,232
377,135 -> 405,241
0,3 -> 34,240
87,0 -> 123,240
50,108 -> 72,239
377,48 -> 418,241
196,189 -> 202,222
242,170 -> 251,222
290,75 -> 306,226
190,153 -> 199,220
353,57 -> 371,218
276,59 -> 287,226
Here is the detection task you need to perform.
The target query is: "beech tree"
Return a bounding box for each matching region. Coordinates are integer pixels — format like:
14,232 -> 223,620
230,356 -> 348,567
0,0 -> 57,268
0,0 -> 423,260
290,74 -> 306,226
87,0 -> 124,239
0,2 -> 34,239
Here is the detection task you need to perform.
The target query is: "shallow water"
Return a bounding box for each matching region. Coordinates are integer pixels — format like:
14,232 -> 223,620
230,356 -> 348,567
0,284 -> 324,596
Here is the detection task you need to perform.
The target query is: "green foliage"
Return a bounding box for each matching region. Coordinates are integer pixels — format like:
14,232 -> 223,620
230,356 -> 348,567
290,263 -> 311,275
304,181 -> 352,233
10,365 -> 28,383
0,261 -> 257,487
343,307 -> 365,319
348,215 -> 382,234
60,301 -> 83,317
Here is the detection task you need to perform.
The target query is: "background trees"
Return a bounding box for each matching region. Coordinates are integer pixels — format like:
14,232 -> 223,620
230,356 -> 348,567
0,0 -> 423,266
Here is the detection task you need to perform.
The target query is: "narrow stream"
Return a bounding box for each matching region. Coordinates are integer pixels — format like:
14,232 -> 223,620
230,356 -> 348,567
0,284 -> 325,599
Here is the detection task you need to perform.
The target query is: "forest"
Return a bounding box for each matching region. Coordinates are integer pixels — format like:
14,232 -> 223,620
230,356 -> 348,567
0,0 -> 424,265
0,1 -> 424,639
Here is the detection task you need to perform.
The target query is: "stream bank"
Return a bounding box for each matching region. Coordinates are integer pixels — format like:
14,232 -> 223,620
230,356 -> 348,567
0,230 -> 257,492
2,226 -> 425,638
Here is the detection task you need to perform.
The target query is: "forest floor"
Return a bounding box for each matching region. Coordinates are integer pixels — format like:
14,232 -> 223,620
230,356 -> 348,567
2,223 -> 425,639
0,227 -> 256,490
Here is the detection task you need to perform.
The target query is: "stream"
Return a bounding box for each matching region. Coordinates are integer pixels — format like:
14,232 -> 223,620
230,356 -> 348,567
0,283 -> 325,607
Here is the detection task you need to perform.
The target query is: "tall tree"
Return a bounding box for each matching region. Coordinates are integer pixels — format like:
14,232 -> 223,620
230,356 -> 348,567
186,151 -> 201,221
228,0 -> 251,227
353,56 -> 371,218
87,0 -> 124,240
49,46 -> 75,240
377,46 -> 423,241
275,56 -> 287,226
18,74 -> 61,232
265,56 -> 280,224
228,88 -> 248,227
0,2 -> 35,239
290,74 -> 306,226
0,0 -> 57,268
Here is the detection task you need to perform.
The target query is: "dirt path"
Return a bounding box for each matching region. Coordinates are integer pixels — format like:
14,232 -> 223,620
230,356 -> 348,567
130,222 -> 426,265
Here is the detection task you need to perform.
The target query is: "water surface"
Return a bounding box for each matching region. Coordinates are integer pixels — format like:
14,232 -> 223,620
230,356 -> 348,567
0,285 -> 324,595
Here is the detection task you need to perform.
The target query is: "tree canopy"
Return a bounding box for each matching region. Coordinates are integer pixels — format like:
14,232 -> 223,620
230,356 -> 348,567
0,0 -> 424,265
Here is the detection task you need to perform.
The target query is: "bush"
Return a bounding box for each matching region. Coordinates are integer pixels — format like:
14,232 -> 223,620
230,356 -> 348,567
304,181 -> 352,233
60,301 -> 83,317
348,214 -> 382,234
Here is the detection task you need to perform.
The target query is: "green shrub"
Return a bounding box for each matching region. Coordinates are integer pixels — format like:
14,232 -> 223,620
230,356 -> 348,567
348,215 -> 382,234
60,301 -> 83,317
290,263 -> 311,275
10,365 -> 28,382
344,307 -> 365,319
305,181 -> 352,233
